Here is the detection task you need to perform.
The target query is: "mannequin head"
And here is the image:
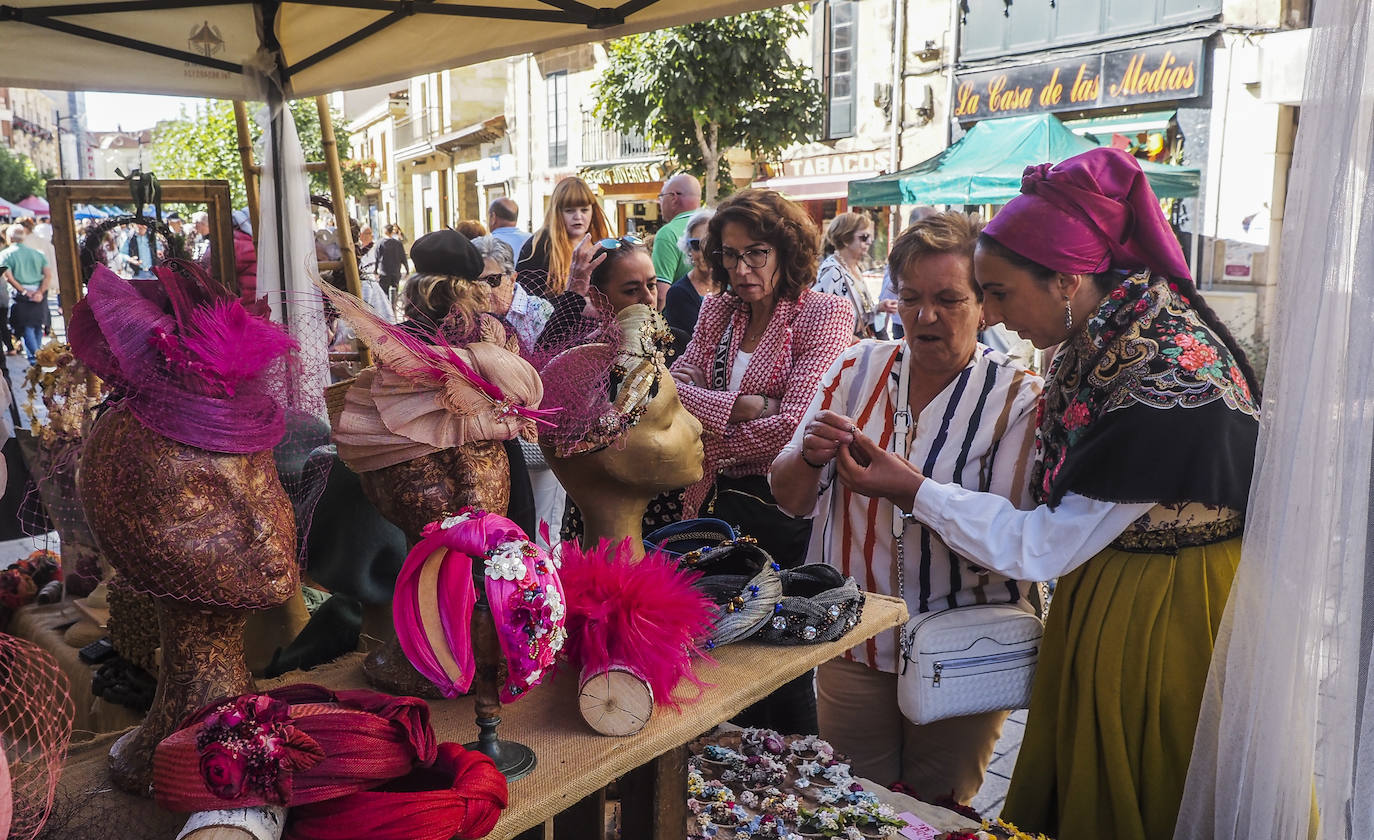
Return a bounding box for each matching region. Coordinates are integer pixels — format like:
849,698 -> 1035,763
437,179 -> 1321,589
79,406 -> 298,609
358,441 -> 511,544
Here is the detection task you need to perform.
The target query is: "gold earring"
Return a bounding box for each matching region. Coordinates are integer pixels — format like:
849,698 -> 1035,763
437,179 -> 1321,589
1063,298 -> 1073,330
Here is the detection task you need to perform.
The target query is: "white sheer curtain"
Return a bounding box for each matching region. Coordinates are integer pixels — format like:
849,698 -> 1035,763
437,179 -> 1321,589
252,70 -> 329,420
1176,3 -> 1374,838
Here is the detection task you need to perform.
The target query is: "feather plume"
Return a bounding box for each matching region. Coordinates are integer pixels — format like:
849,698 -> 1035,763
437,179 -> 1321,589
314,279 -> 507,403
558,538 -> 716,711
179,299 -> 298,394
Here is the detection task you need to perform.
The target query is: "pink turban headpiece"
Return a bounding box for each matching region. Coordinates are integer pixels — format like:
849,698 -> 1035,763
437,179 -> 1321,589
983,147 -> 1192,281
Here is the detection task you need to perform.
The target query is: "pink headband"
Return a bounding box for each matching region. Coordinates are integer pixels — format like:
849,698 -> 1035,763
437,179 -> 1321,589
394,509 -> 566,702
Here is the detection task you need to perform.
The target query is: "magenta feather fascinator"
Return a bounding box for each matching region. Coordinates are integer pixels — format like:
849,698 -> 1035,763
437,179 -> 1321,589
393,509 -> 566,703
557,538 -> 717,712
69,261 -> 297,454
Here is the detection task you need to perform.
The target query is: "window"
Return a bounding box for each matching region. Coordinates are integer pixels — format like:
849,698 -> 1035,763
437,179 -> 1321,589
547,71 -> 568,168
825,0 -> 857,139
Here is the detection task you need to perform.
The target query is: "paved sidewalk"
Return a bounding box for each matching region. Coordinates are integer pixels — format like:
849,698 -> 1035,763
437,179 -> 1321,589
969,707 -> 1026,819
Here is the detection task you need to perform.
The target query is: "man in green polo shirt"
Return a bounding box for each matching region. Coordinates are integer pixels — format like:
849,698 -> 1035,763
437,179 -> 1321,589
1,224 -> 54,364
651,173 -> 703,308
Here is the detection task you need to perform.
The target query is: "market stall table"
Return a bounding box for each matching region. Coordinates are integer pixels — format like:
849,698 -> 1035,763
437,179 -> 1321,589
48,593 -> 906,838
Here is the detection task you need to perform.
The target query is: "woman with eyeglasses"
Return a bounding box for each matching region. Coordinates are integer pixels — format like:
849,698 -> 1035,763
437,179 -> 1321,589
516,177 -> 614,331
669,189 -> 854,735
471,235 -> 552,352
662,208 -> 720,340
816,211 -> 885,339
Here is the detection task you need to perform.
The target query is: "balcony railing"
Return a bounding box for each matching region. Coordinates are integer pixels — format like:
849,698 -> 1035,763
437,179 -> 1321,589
393,114 -> 436,149
580,113 -> 656,163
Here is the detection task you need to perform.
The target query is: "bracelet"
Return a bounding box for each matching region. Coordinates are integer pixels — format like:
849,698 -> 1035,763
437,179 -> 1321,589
800,451 -> 827,470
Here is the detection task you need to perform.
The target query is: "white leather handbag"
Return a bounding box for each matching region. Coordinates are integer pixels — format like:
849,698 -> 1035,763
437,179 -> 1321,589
888,347 -> 1044,726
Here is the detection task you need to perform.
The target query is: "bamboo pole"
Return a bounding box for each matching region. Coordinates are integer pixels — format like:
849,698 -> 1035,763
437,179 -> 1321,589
314,95 -> 370,367
231,101 -> 260,242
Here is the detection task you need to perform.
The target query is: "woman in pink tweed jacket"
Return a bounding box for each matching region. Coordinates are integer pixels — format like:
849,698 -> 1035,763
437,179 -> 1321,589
671,190 -> 854,533
670,189 -> 853,736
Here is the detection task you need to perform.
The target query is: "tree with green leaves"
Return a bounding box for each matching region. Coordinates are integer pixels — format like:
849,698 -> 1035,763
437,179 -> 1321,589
152,99 -> 369,210
593,5 -> 823,203
0,145 -> 46,203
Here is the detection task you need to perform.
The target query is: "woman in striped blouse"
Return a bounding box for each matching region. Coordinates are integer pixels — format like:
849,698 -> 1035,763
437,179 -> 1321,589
771,211 -> 1043,804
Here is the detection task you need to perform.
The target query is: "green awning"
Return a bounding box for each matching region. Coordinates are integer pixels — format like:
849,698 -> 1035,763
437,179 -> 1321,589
848,113 -> 1200,206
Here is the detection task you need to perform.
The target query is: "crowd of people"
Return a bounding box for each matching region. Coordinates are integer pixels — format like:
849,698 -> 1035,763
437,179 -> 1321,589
4,145 -> 1256,840
343,147 -> 1258,840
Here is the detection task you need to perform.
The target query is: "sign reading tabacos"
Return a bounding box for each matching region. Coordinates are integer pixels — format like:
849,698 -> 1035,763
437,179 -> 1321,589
954,40 -> 1205,121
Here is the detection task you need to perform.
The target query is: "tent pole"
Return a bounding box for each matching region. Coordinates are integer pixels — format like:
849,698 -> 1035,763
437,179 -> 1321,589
314,95 -> 371,367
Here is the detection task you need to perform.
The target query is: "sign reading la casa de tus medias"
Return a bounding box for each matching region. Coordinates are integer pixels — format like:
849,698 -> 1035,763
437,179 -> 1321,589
953,40 -> 1205,121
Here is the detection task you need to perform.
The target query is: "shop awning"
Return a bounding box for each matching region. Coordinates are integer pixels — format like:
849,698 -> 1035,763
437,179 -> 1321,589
0,0 -> 792,99
848,113 -> 1200,207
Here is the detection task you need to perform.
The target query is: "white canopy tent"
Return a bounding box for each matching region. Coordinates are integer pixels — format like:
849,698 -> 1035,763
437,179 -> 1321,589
0,0 -> 783,98
1,0 -> 781,416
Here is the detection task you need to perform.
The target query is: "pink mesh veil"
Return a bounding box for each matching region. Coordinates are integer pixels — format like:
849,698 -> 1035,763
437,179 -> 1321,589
0,634 -> 75,840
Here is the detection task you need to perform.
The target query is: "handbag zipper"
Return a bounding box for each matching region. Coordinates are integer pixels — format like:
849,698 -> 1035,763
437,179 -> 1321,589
931,648 -> 1037,687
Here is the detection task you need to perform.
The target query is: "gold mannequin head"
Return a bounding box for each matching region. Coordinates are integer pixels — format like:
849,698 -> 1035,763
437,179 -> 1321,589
540,305 -> 703,557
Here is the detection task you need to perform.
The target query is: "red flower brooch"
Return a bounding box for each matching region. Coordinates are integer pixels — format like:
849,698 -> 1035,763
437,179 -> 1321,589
193,693 -> 325,803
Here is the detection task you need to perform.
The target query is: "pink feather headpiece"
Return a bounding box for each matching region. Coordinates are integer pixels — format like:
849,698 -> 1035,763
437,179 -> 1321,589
557,538 -> 717,712
393,509 -> 566,703
318,280 -> 554,473
69,261 -> 297,454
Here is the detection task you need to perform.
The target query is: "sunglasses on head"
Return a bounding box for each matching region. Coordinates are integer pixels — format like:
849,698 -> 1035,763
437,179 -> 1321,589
593,235 -> 644,259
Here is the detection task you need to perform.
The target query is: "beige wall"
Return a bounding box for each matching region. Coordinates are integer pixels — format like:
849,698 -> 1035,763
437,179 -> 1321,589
3,87 -> 60,180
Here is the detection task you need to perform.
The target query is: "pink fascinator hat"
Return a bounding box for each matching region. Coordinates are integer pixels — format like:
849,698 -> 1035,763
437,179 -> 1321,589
317,281 -> 551,473
393,509 -> 566,702
69,261 -> 297,454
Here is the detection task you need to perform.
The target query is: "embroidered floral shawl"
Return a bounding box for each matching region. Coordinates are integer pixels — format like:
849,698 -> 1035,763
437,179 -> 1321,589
1032,271 -> 1260,509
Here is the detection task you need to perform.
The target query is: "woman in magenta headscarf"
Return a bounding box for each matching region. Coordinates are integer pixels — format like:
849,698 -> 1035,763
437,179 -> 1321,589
825,148 -> 1260,840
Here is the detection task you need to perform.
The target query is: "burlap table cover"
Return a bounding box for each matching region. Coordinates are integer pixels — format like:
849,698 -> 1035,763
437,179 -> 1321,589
49,593 -> 907,839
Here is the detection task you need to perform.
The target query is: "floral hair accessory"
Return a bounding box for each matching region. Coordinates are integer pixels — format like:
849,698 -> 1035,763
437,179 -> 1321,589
394,510 -> 565,702
154,685 -> 437,813
189,693 -> 325,804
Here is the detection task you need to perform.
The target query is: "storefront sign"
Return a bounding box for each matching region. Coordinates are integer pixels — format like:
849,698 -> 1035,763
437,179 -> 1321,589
778,149 -> 892,179
954,40 -> 1205,121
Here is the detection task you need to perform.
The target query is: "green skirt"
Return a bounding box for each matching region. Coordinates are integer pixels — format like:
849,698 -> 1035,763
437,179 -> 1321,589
1001,536 -> 1241,840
